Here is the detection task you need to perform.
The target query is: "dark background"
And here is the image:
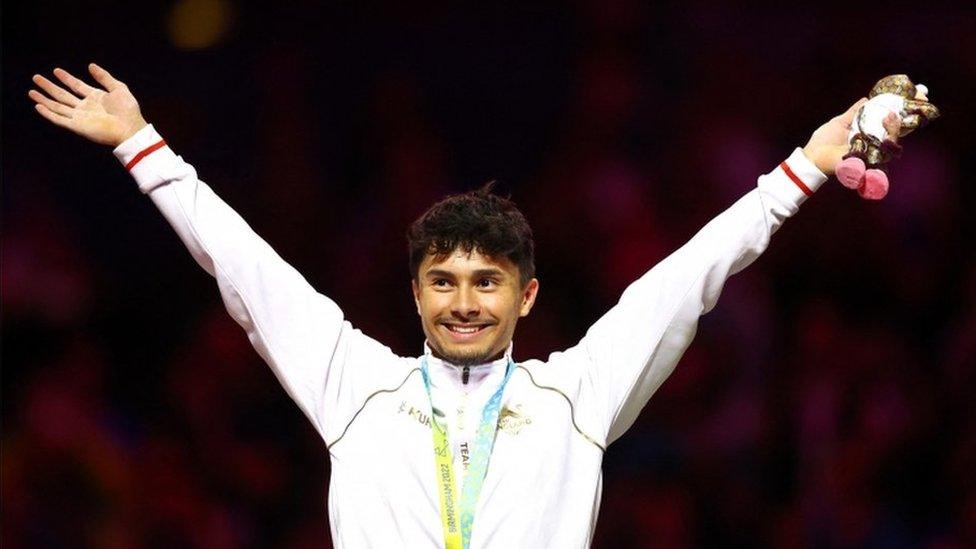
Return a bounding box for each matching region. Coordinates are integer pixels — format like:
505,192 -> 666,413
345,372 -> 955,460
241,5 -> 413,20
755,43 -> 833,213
4,2 -> 975,547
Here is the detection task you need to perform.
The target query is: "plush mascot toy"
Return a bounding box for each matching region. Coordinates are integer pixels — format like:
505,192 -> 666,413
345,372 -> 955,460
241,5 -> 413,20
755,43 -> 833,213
835,74 -> 940,200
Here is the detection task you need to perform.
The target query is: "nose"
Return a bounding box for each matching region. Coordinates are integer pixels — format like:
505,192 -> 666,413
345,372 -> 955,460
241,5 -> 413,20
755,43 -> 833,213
451,285 -> 480,319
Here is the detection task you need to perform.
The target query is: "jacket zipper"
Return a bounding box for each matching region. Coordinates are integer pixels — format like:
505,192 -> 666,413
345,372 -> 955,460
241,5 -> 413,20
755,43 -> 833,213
462,366 -> 470,385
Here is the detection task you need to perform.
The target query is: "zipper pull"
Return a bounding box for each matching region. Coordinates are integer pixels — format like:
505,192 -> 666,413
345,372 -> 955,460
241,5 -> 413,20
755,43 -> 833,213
462,366 -> 470,385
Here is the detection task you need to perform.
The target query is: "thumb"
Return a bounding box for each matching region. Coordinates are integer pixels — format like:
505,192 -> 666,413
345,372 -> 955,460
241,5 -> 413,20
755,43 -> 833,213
838,97 -> 868,129
883,112 -> 902,143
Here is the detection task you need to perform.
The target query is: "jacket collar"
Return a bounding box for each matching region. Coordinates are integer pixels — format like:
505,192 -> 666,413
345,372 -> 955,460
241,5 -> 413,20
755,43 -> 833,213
422,341 -> 513,393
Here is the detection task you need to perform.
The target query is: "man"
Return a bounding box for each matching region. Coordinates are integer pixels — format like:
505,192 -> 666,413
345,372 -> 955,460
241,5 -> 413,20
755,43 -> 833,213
28,63 -> 898,548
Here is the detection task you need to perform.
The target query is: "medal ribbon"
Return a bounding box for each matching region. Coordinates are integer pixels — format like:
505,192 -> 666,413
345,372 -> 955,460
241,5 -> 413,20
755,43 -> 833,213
420,357 -> 514,549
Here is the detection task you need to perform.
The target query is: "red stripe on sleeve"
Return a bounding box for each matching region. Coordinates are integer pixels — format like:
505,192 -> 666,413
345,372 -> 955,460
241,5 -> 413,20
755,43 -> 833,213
125,139 -> 168,171
779,161 -> 813,197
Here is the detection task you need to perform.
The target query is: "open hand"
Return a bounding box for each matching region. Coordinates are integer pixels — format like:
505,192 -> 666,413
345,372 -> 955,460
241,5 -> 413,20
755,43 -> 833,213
802,98 -> 902,176
29,63 -> 147,147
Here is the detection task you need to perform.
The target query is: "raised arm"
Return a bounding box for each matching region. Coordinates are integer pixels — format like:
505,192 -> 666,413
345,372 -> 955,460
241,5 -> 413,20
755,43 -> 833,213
29,64 -> 404,445
565,99 -> 899,445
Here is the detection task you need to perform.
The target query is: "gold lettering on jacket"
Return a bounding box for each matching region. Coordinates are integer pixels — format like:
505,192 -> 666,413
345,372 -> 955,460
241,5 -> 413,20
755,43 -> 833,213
398,400 -> 432,428
497,404 -> 532,435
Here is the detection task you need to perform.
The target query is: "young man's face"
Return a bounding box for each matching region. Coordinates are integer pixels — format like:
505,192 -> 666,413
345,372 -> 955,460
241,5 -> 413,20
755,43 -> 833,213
412,248 -> 539,366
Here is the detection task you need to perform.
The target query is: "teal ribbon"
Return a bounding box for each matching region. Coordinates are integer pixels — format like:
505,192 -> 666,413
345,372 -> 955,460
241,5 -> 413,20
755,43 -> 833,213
420,356 -> 514,549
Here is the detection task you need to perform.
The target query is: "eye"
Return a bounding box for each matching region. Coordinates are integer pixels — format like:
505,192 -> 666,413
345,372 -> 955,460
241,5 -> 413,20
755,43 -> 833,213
477,278 -> 497,288
432,278 -> 451,288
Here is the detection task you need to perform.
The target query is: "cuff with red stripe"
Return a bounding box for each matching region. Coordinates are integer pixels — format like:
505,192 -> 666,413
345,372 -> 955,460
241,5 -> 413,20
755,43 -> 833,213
112,124 -> 178,194
769,148 -> 828,205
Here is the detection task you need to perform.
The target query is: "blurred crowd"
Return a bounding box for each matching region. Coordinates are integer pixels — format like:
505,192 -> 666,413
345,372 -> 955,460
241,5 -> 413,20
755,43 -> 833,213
4,2 -> 975,547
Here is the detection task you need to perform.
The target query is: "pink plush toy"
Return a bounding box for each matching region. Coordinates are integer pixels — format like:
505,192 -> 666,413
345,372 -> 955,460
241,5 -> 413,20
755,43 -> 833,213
835,75 -> 940,200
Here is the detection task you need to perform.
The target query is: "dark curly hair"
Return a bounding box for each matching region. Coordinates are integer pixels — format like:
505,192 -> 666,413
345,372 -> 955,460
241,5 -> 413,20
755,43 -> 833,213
407,182 -> 535,287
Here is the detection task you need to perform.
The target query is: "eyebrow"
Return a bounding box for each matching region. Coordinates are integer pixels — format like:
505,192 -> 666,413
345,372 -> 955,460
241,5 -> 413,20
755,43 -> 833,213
424,268 -> 507,279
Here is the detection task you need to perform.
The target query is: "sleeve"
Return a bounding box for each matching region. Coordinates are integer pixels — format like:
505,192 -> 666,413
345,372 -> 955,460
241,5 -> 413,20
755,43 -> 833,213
114,124 -> 402,445
564,148 -> 827,445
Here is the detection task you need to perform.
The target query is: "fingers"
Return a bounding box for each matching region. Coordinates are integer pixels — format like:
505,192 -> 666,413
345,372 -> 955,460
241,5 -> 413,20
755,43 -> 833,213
32,73 -> 80,107
883,112 -> 902,143
837,97 -> 868,129
53,67 -> 96,97
28,89 -> 74,117
33,103 -> 75,131
88,63 -> 123,92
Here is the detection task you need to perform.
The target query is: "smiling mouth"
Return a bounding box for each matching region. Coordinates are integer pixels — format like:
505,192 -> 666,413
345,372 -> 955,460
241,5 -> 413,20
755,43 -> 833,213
441,323 -> 492,335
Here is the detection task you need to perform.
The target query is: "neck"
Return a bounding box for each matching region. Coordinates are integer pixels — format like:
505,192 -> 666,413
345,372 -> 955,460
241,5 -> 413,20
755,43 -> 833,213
424,342 -> 512,393
425,342 -> 511,368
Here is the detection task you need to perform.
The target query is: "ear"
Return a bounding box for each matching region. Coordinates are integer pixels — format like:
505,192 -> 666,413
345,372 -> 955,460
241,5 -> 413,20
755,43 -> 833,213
411,279 -> 422,316
518,278 -> 540,317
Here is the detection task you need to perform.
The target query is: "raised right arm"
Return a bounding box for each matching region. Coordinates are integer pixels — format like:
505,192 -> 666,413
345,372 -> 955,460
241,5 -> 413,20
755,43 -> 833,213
29,64 -> 404,444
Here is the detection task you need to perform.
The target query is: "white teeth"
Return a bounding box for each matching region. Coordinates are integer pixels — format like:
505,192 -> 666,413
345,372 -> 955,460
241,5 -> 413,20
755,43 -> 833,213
446,325 -> 483,334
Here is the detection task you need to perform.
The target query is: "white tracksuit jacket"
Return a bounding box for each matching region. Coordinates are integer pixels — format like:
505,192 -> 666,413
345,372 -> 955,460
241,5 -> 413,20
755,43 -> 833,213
114,124 -> 826,548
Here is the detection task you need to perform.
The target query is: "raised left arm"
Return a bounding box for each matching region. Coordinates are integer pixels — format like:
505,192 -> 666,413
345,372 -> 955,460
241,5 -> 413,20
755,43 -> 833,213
562,99 -> 885,445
